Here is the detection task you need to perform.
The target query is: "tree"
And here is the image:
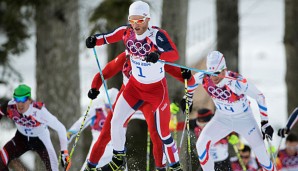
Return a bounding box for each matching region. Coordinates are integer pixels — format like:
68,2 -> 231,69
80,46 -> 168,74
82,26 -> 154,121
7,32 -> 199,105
284,0 -> 298,133
161,0 -> 189,102
216,0 -> 239,72
0,0 -> 37,87
35,0 -> 84,169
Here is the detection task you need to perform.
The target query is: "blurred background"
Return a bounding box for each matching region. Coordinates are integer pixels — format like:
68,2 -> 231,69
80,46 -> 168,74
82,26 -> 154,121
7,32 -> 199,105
0,0 -> 297,170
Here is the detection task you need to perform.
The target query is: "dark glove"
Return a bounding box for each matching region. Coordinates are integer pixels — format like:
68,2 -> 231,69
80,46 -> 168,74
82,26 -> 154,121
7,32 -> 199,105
145,51 -> 160,63
60,150 -> 71,168
277,128 -> 289,138
180,92 -> 193,113
181,68 -> 192,80
86,36 -> 96,48
261,121 -> 274,140
88,88 -> 100,100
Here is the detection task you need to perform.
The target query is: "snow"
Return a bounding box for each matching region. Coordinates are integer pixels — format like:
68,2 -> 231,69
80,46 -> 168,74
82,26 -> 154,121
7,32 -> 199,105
0,0 -> 288,168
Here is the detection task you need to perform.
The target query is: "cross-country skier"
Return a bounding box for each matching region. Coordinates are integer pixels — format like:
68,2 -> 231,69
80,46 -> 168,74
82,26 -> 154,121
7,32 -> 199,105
180,51 -> 276,171
83,51 -> 195,171
67,88 -> 119,170
85,1 -> 186,170
0,84 -> 69,171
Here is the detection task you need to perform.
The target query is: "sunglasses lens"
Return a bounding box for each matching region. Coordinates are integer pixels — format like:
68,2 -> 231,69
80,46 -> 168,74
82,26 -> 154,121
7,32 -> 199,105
128,18 -> 146,24
213,71 -> 221,75
128,20 -> 134,24
14,96 -> 28,103
137,19 -> 145,24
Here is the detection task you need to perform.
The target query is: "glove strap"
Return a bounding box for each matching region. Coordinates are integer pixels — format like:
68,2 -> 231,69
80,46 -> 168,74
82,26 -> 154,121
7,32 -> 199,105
184,92 -> 193,98
261,122 -> 270,132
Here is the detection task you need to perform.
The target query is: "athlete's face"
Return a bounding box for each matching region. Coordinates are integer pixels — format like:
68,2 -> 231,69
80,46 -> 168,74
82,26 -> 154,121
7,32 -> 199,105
128,15 -> 150,35
15,97 -> 31,114
240,151 -> 250,166
285,141 -> 298,156
210,69 -> 226,85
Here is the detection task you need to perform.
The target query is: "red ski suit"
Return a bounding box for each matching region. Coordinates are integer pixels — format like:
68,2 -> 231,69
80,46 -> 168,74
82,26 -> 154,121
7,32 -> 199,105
88,51 -> 194,167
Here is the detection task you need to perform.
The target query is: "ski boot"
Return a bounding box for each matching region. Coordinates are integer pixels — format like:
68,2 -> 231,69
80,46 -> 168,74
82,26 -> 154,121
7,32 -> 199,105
84,160 -> 98,171
99,150 -> 126,171
156,167 -> 167,171
168,162 -> 183,171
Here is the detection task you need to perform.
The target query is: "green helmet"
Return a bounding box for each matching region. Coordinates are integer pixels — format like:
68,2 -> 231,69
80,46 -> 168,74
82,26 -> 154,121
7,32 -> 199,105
13,84 -> 31,98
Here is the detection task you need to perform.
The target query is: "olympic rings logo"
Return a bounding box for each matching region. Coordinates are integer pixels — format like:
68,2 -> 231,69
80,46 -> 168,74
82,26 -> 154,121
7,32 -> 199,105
126,40 -> 151,56
207,86 -> 231,100
12,116 -> 37,127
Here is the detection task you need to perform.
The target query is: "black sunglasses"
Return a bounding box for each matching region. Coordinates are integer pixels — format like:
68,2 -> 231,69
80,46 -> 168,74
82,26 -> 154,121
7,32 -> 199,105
213,70 -> 224,75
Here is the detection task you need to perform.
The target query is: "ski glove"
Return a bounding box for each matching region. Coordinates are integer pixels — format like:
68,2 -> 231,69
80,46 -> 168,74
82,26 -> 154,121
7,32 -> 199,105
261,121 -> 274,140
277,128 -> 289,138
145,52 -> 160,63
88,88 -> 100,100
180,92 -> 193,113
181,68 -> 192,80
86,36 -> 96,48
60,150 -> 71,168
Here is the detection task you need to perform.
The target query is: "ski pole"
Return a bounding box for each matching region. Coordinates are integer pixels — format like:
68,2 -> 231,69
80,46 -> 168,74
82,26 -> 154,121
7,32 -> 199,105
179,116 -> 187,151
92,48 -> 113,110
66,99 -> 93,171
184,79 -> 192,171
58,155 -> 61,168
146,130 -> 150,171
158,60 -> 247,83
232,144 -> 247,171
266,135 -> 276,167
275,137 -> 283,159
228,135 -> 246,171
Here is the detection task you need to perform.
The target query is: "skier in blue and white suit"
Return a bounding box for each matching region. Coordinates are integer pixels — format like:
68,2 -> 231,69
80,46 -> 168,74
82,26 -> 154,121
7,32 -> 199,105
181,51 -> 276,171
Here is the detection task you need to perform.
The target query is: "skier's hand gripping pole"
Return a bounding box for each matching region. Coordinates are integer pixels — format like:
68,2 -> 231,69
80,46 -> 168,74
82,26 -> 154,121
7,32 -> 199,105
275,107 -> 298,159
